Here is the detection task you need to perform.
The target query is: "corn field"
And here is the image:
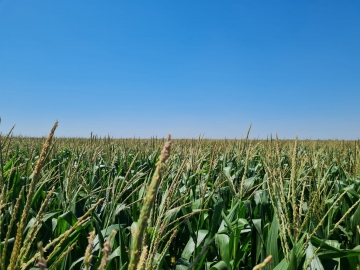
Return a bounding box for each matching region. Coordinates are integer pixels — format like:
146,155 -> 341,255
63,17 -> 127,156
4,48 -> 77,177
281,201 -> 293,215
0,122 -> 360,270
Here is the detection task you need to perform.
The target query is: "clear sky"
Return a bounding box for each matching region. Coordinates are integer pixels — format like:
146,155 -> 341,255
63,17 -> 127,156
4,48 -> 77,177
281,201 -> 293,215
0,1 -> 359,139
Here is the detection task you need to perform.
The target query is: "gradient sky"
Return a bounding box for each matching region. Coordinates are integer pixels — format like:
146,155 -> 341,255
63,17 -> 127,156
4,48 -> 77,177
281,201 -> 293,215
0,1 -> 359,139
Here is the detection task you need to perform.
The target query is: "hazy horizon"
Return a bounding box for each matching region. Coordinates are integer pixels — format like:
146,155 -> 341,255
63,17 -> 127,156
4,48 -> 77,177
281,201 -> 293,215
2,122 -> 359,141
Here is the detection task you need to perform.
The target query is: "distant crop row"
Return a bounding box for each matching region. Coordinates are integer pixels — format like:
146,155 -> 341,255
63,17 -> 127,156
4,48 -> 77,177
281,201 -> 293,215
0,122 -> 359,270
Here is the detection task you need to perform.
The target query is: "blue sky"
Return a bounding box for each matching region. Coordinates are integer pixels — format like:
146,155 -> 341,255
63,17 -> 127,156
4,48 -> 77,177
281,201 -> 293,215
0,1 -> 359,139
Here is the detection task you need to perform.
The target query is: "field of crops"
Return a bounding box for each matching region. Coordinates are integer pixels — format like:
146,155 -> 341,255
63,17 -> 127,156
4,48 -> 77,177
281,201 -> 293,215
0,122 -> 360,270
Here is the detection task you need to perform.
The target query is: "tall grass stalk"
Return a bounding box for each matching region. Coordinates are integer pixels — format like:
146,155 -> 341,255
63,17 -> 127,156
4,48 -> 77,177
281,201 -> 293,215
8,121 -> 58,270
128,135 -> 172,270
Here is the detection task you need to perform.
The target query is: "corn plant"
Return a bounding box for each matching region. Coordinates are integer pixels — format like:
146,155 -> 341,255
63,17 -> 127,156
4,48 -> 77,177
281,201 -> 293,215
0,123 -> 359,269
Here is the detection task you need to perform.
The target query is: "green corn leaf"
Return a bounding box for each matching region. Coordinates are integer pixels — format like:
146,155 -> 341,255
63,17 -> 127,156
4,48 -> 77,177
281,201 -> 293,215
266,214 -> 279,267
215,233 -> 231,269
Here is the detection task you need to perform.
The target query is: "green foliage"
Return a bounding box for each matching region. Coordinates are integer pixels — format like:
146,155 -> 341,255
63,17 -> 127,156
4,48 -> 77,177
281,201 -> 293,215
0,131 -> 360,269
